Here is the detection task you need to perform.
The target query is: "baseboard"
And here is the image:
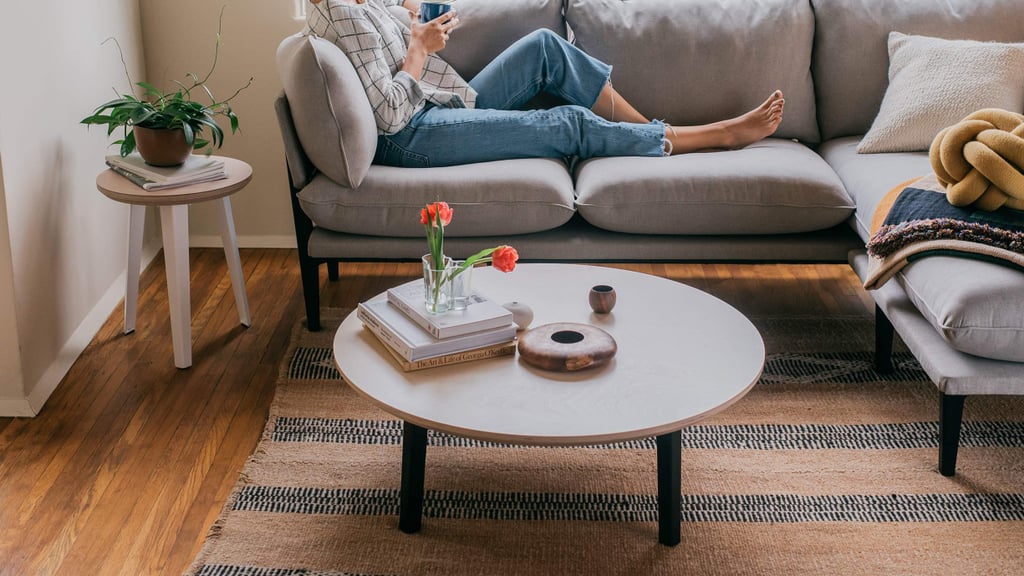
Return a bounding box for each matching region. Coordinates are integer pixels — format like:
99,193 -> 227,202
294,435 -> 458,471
190,235 -> 297,249
0,395 -> 34,417
4,247 -> 161,417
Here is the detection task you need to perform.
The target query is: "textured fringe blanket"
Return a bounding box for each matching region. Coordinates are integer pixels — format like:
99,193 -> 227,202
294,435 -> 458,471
863,173 -> 1024,289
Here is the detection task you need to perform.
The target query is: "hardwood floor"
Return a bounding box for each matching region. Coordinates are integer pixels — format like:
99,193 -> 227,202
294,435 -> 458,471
0,249 -> 875,575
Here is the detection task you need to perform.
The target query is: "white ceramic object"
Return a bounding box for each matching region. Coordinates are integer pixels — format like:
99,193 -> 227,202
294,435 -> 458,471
502,301 -> 534,330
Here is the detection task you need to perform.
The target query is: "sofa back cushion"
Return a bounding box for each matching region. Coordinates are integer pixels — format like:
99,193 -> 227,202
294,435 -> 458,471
434,0 -> 567,80
564,0 -> 819,144
812,0 -> 1024,141
276,33 -> 378,189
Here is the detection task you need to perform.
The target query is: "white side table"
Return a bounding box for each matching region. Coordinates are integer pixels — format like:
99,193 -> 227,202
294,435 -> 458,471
96,156 -> 253,369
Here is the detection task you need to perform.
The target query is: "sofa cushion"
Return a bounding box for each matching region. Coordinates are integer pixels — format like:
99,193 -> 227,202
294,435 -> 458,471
564,0 -> 819,144
430,0 -> 566,80
857,33 -> 1024,154
574,140 -> 851,235
818,137 -> 932,242
821,137 -> 1024,362
897,257 -> 1024,362
276,33 -> 378,189
811,0 -> 1024,141
297,158 -> 575,237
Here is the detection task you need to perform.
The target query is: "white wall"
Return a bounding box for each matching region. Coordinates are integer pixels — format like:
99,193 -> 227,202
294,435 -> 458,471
0,0 -> 300,415
0,152 -> 26,410
0,0 -> 157,415
139,0 -> 305,248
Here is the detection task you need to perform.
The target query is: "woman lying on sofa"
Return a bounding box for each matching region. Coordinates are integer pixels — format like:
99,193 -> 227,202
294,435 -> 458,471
307,0 -> 784,167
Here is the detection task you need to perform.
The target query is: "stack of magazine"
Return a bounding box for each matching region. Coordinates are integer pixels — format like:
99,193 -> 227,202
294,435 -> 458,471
106,153 -> 227,191
357,282 -> 516,371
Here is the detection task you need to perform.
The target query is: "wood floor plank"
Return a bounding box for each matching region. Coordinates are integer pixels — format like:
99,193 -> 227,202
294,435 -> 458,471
0,250 -> 883,576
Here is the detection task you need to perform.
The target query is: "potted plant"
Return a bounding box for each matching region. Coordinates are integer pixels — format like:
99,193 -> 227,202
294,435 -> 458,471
81,8 -> 252,167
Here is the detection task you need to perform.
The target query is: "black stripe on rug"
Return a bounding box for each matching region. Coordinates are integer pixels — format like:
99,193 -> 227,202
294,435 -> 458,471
270,418 -> 1024,450
195,565 -> 381,576
288,348 -> 926,384
230,487 -> 1024,523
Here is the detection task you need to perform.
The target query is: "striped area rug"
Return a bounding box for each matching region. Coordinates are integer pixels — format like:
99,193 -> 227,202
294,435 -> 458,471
188,310 -> 1024,575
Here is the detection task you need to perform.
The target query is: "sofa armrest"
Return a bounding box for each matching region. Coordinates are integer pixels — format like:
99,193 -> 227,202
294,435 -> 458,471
274,92 -> 316,191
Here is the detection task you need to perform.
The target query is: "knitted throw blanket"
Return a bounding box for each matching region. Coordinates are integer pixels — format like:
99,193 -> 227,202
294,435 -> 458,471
862,173 -> 1024,289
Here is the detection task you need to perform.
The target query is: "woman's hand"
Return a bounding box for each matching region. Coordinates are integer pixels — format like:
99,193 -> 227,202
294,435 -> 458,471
408,10 -> 459,55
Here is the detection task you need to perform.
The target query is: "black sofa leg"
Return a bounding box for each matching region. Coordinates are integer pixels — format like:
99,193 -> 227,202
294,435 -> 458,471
287,167 -> 323,332
938,393 -> 966,477
299,257 -> 322,332
874,304 -> 895,374
328,261 -> 340,281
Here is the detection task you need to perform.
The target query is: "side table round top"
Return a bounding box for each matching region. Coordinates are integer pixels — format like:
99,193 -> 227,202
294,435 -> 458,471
95,155 -> 252,206
334,264 -> 765,446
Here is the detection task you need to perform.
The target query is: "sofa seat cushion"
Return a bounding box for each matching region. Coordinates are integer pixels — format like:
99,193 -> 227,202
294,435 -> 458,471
897,257 -> 1024,362
574,139 -> 852,235
822,137 -> 1024,362
297,158 -> 575,237
818,137 -> 932,243
565,0 -> 819,144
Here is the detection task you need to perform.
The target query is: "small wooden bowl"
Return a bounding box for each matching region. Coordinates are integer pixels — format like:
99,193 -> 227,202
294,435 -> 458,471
517,322 -> 617,372
588,285 -> 616,314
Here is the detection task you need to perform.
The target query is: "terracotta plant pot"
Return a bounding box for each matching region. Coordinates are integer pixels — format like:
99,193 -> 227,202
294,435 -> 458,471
133,126 -> 192,167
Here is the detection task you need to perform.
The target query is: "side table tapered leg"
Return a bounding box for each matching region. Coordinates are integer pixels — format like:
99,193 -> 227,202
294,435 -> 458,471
216,197 -> 250,326
400,422 -> 428,533
656,430 -> 682,546
124,204 -> 145,334
160,205 -> 192,369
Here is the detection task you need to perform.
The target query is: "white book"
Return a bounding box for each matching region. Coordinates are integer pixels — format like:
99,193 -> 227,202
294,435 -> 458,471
386,281 -> 513,339
106,153 -> 224,184
107,163 -> 228,191
357,300 -> 515,361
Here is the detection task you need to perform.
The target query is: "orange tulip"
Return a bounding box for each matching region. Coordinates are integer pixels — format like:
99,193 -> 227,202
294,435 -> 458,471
491,245 -> 519,272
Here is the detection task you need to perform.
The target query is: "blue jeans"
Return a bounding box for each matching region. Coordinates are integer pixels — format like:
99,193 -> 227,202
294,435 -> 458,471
374,29 -> 666,167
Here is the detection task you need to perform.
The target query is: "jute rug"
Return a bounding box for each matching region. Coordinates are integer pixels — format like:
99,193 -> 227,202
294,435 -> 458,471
188,309 -> 1024,575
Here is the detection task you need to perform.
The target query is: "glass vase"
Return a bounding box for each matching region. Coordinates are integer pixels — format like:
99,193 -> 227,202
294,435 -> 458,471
449,261 -> 473,311
422,254 -> 452,314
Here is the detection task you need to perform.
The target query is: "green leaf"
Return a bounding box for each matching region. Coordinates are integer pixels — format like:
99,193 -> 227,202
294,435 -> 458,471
181,122 -> 194,146
80,114 -> 113,125
129,107 -> 155,125
119,130 -> 136,156
136,81 -> 165,98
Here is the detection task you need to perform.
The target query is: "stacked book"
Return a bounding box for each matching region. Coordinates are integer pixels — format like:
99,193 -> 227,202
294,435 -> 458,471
106,153 -> 228,191
357,282 -> 516,371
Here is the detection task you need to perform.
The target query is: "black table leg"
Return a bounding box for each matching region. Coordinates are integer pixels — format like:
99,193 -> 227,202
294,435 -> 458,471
656,430 -> 681,546
400,421 -> 428,533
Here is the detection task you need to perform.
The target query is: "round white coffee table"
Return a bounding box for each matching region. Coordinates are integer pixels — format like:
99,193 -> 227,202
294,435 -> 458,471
333,263 -> 764,545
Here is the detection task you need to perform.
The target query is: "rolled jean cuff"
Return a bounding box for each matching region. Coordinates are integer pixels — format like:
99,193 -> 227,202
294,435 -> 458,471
652,119 -> 671,156
583,63 -> 613,109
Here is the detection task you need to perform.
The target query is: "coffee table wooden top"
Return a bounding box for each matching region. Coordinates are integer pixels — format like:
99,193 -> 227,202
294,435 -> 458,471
334,264 -> 764,445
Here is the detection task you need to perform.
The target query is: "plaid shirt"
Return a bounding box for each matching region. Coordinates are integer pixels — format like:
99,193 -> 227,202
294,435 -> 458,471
306,0 -> 477,135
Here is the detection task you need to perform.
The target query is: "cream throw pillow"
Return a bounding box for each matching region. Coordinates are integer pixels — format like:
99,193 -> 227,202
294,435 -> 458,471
857,32 -> 1024,154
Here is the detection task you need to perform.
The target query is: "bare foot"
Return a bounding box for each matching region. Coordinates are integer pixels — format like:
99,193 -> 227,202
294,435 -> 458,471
718,90 -> 784,149
665,91 -> 784,154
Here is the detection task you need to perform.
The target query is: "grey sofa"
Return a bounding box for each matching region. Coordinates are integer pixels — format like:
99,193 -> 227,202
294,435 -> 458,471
274,0 -> 1024,475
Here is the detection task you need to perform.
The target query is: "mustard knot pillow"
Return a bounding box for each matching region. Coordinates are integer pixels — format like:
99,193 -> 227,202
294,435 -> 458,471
930,108 -> 1024,211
